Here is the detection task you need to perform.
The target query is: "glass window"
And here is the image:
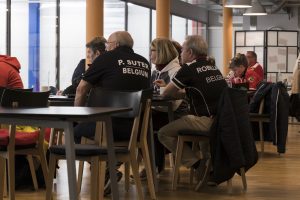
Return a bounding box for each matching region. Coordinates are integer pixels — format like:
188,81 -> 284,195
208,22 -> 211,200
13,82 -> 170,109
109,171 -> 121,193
40,0 -> 56,90
104,0 -> 125,39
0,0 -> 6,55
198,22 -> 207,41
60,0 -> 86,90
128,3 -> 150,60
187,19 -> 197,35
151,9 -> 156,41
11,0 -> 29,88
171,15 -> 186,44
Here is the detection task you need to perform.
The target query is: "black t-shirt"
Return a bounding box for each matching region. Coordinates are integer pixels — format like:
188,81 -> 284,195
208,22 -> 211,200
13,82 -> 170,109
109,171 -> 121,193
82,46 -> 150,91
172,57 -> 227,117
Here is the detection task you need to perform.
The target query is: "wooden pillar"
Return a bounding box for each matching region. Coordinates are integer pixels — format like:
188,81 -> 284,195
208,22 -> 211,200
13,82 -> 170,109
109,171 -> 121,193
223,0 -> 233,75
86,0 -> 104,43
156,0 -> 170,38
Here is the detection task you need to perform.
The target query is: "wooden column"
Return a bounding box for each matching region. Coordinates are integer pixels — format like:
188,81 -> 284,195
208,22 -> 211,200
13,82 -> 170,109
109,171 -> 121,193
222,0 -> 233,75
156,0 -> 170,38
86,0 -> 104,42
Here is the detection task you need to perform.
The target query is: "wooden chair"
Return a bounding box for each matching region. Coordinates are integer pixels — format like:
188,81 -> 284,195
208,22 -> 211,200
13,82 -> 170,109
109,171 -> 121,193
249,98 -> 270,154
46,89 -> 153,200
172,88 -> 250,192
0,88 -> 50,200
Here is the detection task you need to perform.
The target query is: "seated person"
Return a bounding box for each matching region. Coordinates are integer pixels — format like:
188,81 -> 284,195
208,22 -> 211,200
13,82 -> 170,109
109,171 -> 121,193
74,31 -> 151,194
0,55 -> 23,89
157,35 -> 227,176
227,53 -> 263,90
149,38 -> 188,174
61,36 -> 107,95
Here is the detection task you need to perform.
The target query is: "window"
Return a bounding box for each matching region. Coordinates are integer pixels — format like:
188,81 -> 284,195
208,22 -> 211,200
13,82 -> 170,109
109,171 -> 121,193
40,0 -> 56,90
171,15 -> 186,44
60,0 -> 86,90
128,3 -> 150,60
104,0 -> 125,39
11,0 -> 29,87
0,0 -> 6,55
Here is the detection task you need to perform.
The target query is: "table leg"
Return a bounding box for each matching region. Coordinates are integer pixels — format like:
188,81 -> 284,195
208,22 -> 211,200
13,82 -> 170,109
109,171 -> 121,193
103,116 -> 119,200
63,122 -> 78,200
149,114 -> 158,192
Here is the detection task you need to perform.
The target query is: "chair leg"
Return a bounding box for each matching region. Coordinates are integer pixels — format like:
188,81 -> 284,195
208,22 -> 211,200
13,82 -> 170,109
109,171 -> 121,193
259,121 -> 264,154
169,153 -> 174,168
195,158 -> 211,191
172,138 -> 184,190
90,157 -> 99,200
7,151 -> 15,200
57,131 -> 63,145
98,161 -> 106,199
46,154 -> 57,200
124,162 -> 130,192
130,153 -> 144,200
0,157 -> 6,199
189,142 -> 197,185
49,128 -> 55,147
3,160 -> 7,198
227,179 -> 233,194
27,155 -> 39,191
140,142 -> 156,200
77,161 -> 84,193
240,168 -> 247,191
38,149 -> 49,189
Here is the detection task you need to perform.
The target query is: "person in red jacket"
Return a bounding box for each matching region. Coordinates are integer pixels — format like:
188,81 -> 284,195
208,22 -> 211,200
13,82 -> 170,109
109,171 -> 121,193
246,51 -> 264,89
0,55 -> 24,89
227,53 -> 264,89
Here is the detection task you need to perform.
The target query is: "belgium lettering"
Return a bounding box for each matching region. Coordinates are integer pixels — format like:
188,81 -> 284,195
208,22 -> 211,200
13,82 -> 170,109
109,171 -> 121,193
122,68 -> 149,78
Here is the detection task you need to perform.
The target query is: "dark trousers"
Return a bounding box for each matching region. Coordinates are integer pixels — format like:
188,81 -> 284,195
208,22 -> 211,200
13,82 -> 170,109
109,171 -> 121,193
152,110 -> 170,173
74,117 -> 133,144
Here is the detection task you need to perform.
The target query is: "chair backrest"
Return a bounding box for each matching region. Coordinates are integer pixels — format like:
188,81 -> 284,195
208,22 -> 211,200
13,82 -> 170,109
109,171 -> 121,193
88,88 -> 153,150
0,88 -> 49,108
0,87 -> 33,98
88,88 -> 144,118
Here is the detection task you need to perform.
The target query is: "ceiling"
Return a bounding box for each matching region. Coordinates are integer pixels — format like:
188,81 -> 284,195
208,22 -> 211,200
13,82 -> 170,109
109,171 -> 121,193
181,0 -> 300,15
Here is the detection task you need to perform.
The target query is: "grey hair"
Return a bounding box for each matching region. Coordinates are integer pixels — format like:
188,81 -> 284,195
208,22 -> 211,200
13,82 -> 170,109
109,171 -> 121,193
185,35 -> 208,56
113,31 -> 134,48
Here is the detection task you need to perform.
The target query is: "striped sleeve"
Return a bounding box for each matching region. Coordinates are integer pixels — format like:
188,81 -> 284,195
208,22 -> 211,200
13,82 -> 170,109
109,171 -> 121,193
171,65 -> 191,89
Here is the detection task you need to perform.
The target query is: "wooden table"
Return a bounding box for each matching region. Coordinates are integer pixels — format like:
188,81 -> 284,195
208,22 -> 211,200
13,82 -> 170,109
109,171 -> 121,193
0,106 -> 131,200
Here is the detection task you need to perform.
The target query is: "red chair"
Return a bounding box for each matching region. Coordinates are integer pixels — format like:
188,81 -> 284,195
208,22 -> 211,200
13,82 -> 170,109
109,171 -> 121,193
0,88 -> 50,200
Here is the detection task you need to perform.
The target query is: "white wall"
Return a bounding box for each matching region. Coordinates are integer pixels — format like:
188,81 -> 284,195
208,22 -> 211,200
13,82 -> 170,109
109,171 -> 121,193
11,1 -> 29,88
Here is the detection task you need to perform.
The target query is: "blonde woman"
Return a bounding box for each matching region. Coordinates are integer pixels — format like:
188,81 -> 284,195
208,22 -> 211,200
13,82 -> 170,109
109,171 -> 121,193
149,38 -> 188,175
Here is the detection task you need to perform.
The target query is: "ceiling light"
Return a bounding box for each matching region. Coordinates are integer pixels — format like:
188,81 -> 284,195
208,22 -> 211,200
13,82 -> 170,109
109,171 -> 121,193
225,0 -> 252,8
243,0 -> 267,16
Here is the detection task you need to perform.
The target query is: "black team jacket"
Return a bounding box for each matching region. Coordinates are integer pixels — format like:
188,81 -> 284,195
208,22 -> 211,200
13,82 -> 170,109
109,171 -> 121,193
210,87 -> 258,184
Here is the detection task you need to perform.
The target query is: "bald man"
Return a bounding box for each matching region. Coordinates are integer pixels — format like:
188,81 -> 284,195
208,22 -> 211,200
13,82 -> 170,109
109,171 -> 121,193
75,30 -> 150,140
74,31 -> 150,195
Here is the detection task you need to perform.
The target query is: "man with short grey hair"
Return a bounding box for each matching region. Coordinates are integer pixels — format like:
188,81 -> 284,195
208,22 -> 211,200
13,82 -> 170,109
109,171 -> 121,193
156,35 -> 227,176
